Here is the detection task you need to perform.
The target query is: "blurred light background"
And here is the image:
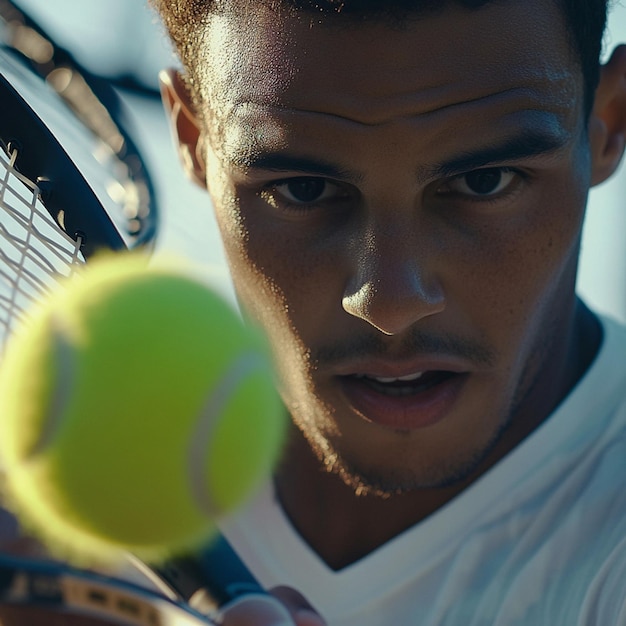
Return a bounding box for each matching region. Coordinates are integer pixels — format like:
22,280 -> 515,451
9,0 -> 626,320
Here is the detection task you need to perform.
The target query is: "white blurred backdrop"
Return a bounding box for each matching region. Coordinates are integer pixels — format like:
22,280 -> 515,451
9,0 -> 626,319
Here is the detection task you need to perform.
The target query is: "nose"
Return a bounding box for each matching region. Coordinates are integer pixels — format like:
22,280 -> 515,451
342,226 -> 445,336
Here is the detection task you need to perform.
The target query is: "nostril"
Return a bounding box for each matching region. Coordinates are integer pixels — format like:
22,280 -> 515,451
342,277 -> 445,336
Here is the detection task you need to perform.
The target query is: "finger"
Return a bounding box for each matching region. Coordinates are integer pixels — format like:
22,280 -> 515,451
270,586 -> 326,625
215,593 -> 296,626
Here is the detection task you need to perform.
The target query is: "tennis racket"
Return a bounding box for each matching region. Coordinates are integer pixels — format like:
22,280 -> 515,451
0,1 -> 264,622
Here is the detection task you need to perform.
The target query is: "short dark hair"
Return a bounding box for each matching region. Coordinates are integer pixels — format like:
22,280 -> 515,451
152,0 -> 610,117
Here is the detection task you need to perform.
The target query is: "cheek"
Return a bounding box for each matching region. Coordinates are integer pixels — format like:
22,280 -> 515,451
448,171 -> 588,356
217,198 -> 342,334
209,186 -> 329,396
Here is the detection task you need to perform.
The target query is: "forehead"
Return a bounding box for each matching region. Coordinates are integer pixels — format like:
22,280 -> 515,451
199,0 -> 580,160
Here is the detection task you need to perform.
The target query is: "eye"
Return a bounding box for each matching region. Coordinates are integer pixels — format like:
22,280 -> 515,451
271,177 -> 340,205
442,167 -> 518,198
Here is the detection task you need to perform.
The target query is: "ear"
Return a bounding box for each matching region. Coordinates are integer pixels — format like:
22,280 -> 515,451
589,45 -> 626,186
159,69 -> 207,189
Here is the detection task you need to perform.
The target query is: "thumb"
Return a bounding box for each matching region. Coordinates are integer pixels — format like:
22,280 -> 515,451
215,592 -> 326,626
215,594 -> 297,626
270,586 -> 326,626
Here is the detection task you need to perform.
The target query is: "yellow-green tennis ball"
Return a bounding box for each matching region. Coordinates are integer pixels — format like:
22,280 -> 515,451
0,254 -> 285,565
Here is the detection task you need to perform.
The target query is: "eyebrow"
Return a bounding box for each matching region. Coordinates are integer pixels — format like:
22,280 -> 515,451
234,153 -> 362,183
428,129 -> 569,179
233,127 -> 569,183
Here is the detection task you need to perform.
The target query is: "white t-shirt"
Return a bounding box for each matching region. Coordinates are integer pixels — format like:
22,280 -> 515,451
220,315 -> 626,625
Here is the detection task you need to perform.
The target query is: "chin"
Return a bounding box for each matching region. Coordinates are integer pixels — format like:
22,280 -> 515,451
303,408 -> 507,498
306,422 -> 507,498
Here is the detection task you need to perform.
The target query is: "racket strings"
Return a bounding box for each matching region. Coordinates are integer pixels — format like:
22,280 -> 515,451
0,144 -> 84,351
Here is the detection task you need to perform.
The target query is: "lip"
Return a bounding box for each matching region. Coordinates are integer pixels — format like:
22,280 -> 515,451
336,357 -> 470,431
333,355 -> 471,379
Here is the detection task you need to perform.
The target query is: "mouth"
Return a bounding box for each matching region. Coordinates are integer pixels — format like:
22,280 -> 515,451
352,370 -> 458,396
339,369 -> 468,431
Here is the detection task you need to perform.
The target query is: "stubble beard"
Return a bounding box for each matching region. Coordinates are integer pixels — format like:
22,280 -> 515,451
304,418 -> 511,498
286,327 -> 557,499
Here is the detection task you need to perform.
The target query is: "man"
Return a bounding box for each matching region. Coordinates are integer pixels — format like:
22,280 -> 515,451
152,0 -> 626,623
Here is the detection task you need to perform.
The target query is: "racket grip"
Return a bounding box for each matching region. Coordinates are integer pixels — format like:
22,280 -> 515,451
151,535 -> 265,614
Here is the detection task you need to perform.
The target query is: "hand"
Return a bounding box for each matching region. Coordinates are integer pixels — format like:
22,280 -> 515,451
0,506 -> 47,559
216,587 -> 326,626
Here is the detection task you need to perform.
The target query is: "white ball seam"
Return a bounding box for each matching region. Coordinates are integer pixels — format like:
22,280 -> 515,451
26,320 -> 75,459
187,351 -> 266,517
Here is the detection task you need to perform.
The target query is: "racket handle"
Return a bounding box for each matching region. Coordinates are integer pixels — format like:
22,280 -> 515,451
149,535 -> 265,614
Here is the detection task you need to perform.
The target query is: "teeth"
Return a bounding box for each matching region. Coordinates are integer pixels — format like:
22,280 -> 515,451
363,372 -> 424,384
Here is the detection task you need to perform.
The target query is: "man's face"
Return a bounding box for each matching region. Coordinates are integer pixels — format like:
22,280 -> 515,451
198,0 -> 592,493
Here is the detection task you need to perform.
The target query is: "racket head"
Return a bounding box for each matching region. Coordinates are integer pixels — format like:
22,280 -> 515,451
0,0 -> 158,251
0,49 -> 128,258
0,2 -> 159,350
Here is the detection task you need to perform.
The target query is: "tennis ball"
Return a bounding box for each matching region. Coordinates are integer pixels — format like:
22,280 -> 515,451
0,254 -> 285,565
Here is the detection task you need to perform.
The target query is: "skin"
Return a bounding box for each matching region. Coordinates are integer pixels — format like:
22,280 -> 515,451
162,0 -> 626,581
